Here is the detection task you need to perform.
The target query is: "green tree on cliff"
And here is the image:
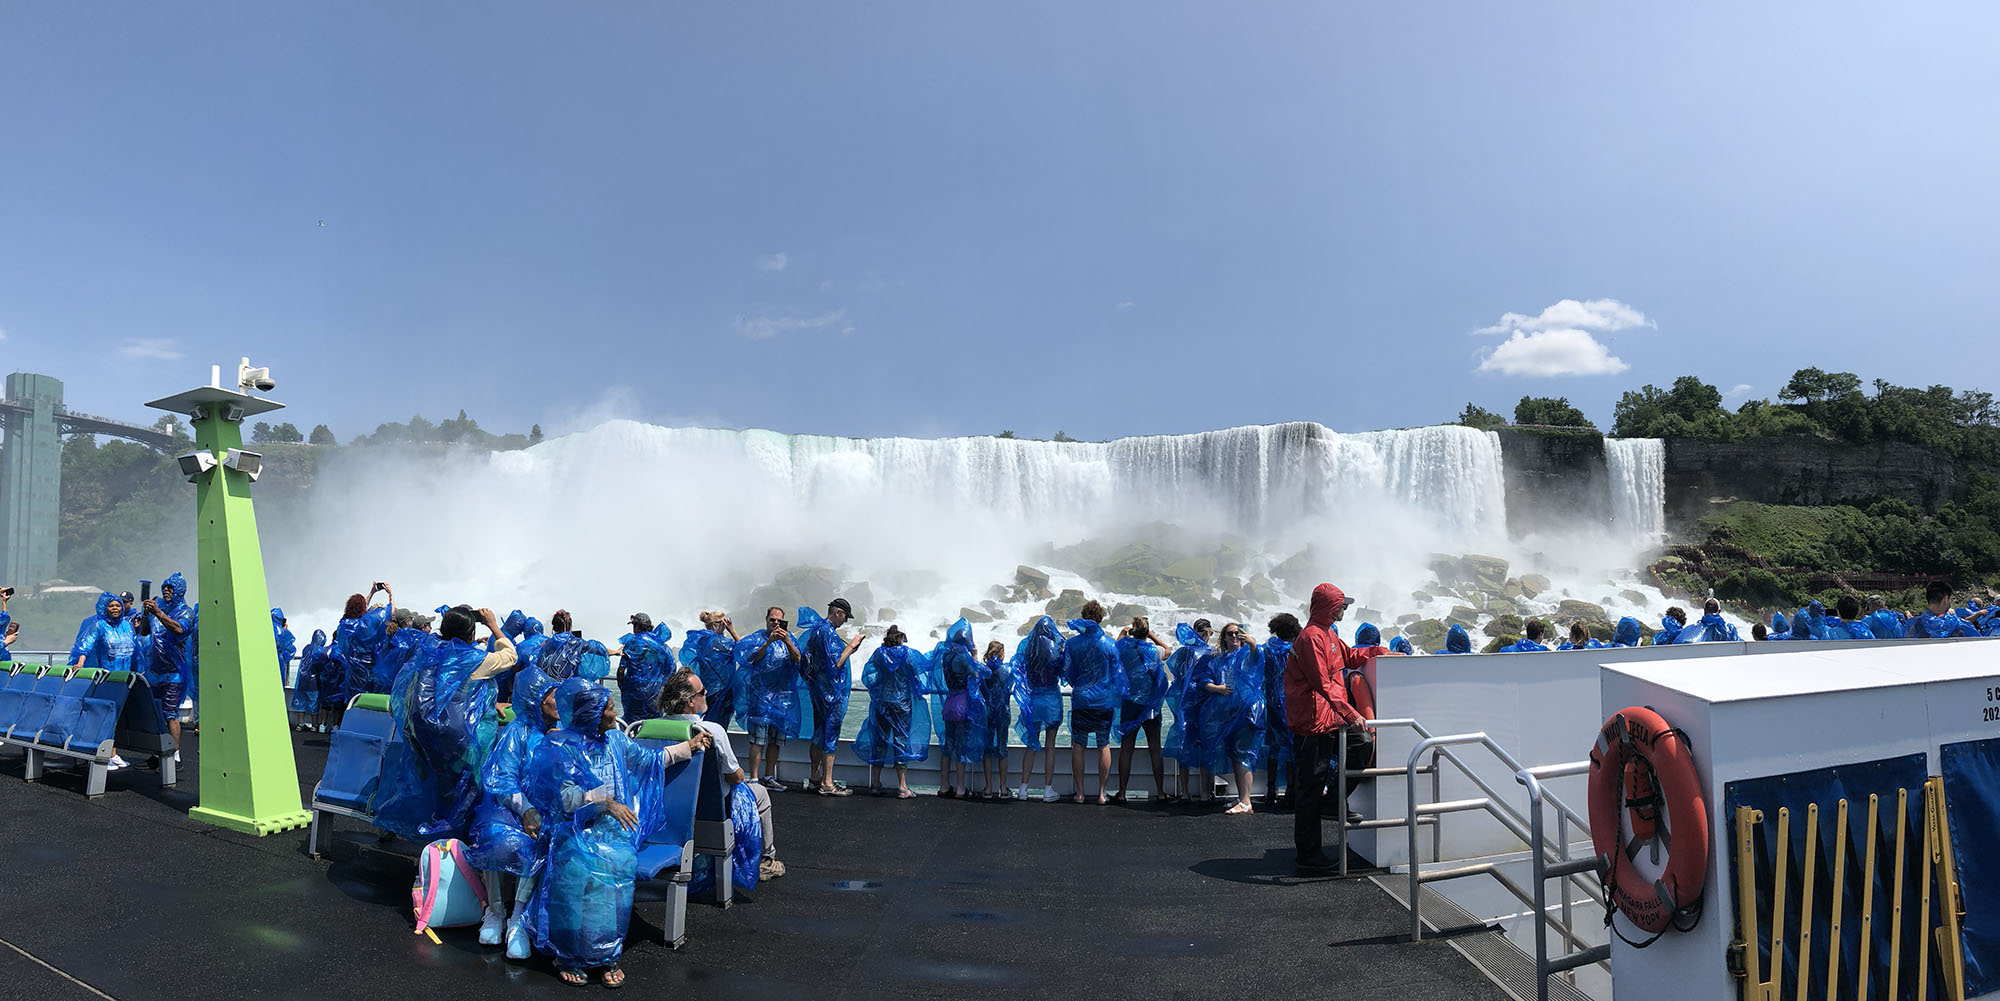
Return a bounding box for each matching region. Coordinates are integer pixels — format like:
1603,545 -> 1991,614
1454,403 -> 1508,431
1512,396 -> 1595,429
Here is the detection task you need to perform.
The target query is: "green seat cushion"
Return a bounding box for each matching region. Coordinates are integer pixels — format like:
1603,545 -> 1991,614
633,718 -> 693,742
350,693 -> 392,713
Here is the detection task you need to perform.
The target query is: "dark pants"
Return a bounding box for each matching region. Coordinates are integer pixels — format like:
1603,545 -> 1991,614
1291,729 -> 1376,865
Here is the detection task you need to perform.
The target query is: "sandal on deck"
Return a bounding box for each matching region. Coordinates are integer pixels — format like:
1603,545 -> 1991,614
1224,801 -> 1254,815
897,788 -> 916,799
602,966 -> 626,989
558,970 -> 587,986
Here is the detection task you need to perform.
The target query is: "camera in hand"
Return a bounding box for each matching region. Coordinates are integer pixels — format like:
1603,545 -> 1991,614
0,586 -> 12,599
135,579 -> 154,637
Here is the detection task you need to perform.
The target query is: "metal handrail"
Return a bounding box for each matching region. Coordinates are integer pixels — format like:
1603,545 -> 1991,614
1336,718 -> 1442,876
1521,762 -> 1610,1001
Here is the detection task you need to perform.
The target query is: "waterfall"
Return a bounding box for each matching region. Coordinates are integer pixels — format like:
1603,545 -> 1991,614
1604,438 -> 1666,546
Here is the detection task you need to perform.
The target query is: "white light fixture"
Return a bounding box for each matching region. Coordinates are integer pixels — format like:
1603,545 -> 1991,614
222,448 -> 263,482
237,356 -> 276,394
177,451 -> 218,482
222,403 -> 246,423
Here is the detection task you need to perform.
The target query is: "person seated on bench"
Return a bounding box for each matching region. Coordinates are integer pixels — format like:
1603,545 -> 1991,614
657,668 -> 784,882
469,670 -> 563,959
372,606 -> 517,843
526,678 -> 710,988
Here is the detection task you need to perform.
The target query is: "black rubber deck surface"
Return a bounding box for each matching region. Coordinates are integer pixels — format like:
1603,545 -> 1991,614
0,732 -> 1508,1001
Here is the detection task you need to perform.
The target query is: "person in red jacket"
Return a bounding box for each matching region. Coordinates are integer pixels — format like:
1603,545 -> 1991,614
1284,582 -> 1380,873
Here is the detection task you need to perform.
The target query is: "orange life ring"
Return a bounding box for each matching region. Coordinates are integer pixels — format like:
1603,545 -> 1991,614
1587,706 -> 1708,935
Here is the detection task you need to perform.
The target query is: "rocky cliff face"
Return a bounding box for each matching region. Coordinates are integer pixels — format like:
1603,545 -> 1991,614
1495,428 -> 1608,536
1661,435 -> 1965,529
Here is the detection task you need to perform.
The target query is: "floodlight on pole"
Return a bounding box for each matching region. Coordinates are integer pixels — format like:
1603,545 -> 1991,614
177,451 -> 219,482
222,448 -> 263,482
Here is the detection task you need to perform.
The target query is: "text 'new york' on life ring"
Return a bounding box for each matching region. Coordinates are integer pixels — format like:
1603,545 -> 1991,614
1588,705 -> 1709,941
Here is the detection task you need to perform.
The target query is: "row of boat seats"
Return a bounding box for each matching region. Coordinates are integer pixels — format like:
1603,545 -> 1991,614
0,663 -> 179,797
631,717 -> 740,908
625,718 -> 706,948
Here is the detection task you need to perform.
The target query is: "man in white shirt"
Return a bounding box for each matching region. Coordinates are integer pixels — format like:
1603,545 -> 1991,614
658,669 -> 783,881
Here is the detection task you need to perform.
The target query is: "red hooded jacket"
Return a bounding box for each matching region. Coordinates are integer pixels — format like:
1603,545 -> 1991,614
1283,583 -> 1371,735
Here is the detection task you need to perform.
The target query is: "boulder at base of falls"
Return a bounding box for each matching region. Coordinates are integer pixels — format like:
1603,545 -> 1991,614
1218,593 -> 1245,617
877,607 -> 896,622
1485,597 -> 1517,616
1045,589 -> 1087,622
1520,574 -> 1551,598
1109,602 -> 1150,625
1246,574 -> 1281,605
1620,589 -> 1649,606
1500,578 -> 1525,600
1410,590 -> 1434,605
1556,599 -> 1609,623
1427,554 -> 1466,587
1483,613 -> 1523,638
1397,613 -> 1420,625
959,607 -> 993,624
1355,607 -> 1384,625
1273,548 -> 1322,587
1464,554 -> 1510,593
1589,621 -> 1617,642
1404,618 -> 1447,649
1015,565 -> 1052,589
1447,606 -> 1480,627
1482,635 -> 1521,654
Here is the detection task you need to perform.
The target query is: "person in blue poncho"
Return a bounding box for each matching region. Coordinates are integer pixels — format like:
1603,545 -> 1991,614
1672,599 -> 1740,643
1652,607 -> 1688,647
469,668 -> 563,959
1909,581 -> 1981,638
1062,602 -> 1125,805
1861,596 -> 1905,640
0,589 -> 13,662
372,606 -> 518,843
379,608 -> 437,696
526,677 -> 710,988
141,573 -> 196,762
614,612 -> 674,725
272,609 -> 296,683
1161,619 -> 1211,801
1186,622 -> 1265,814
75,592 -> 139,769
1261,616 -> 1301,804
1113,617 -> 1171,803
334,582 -> 395,720
508,610 -> 549,688
290,629 -> 329,729
1388,635 -> 1415,656
1764,612 -> 1794,641
978,640 -> 1014,799
1611,617 -> 1646,648
1806,597 -> 1875,641
932,617 -> 987,799
798,600 -> 865,797
734,606 -> 804,791
1433,623 -> 1473,655
1556,621 -> 1607,651
854,626 -> 931,797
679,612 -> 741,728
1011,615 -> 1068,802
1499,620 -> 1550,653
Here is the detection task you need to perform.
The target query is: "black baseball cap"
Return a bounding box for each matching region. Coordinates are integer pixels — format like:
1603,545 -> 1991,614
828,598 -> 854,620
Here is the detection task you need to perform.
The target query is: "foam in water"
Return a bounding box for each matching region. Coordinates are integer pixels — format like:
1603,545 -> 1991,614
270,421 -> 1671,641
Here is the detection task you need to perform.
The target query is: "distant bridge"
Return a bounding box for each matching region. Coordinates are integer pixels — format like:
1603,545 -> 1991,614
1,372 -> 177,590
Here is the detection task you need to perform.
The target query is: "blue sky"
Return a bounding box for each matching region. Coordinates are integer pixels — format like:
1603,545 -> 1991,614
4,3 -> 1997,442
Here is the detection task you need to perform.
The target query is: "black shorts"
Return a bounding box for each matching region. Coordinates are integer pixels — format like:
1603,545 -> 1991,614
1070,706 -> 1114,747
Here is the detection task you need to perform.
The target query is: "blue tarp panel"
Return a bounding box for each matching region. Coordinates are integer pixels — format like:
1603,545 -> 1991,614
1723,753 -> 1930,1001
1940,737 -> 2000,997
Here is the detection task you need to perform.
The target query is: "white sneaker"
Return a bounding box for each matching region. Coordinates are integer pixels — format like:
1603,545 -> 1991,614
478,906 -> 505,947
172,751 -> 181,764
505,913 -> 531,960
1014,785 -> 1028,802
107,755 -> 129,770
1041,788 -> 1060,803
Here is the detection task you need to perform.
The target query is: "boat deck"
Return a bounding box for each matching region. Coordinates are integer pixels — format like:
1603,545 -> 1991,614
0,731 -> 1509,1000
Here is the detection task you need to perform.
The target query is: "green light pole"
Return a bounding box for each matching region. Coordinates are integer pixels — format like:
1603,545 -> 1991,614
146,360 -> 311,836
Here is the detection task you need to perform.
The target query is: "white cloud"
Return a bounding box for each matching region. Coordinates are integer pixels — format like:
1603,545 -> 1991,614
1478,328 -> 1630,377
118,338 -> 183,361
1472,297 -> 1650,377
732,308 -> 847,340
756,252 -> 789,272
1727,383 -> 1754,398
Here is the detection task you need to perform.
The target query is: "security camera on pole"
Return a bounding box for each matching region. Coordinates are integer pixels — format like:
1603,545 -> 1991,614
145,358 -> 311,836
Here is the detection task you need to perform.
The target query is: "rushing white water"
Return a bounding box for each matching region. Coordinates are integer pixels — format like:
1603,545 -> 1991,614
269,420 -> 1671,645
1605,438 -> 1667,547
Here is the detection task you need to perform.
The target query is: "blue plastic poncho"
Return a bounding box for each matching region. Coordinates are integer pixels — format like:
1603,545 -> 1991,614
1259,636 -> 1294,770
68,611 -> 100,666
1353,623 -> 1383,648
502,609 -> 529,643
289,630 -> 329,714
469,669 -> 564,878
77,594 -> 137,673
1116,635 -> 1168,737
690,779 -> 764,899
538,632 -> 584,680
1862,610 -> 1906,640
980,652 -> 1013,760
1185,642 -> 1265,774
1909,609 -> 1978,639
1162,624 -> 1209,762
1651,616 -> 1685,647
616,625 -> 674,724
526,679 -> 670,972
512,617 -> 548,697
149,575 -> 196,683
734,628 -> 802,740
1061,618 -> 1123,714
1500,637 -> 1549,653
797,608 -> 854,756
678,628 -> 739,728
578,640 -> 612,682
1388,636 -> 1415,656
1433,624 -> 1473,655
371,637 -> 504,842
1610,616 -> 1644,648
1804,602 -> 1875,641
379,625 -> 434,697
1557,636 -> 1609,651
335,602 -> 393,696
1672,613 -> 1740,644
272,608 -> 296,678
1764,613 -> 1793,641
1010,616 -> 1066,750
0,609 -> 10,663
854,644 -> 932,766
932,618 -> 988,764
